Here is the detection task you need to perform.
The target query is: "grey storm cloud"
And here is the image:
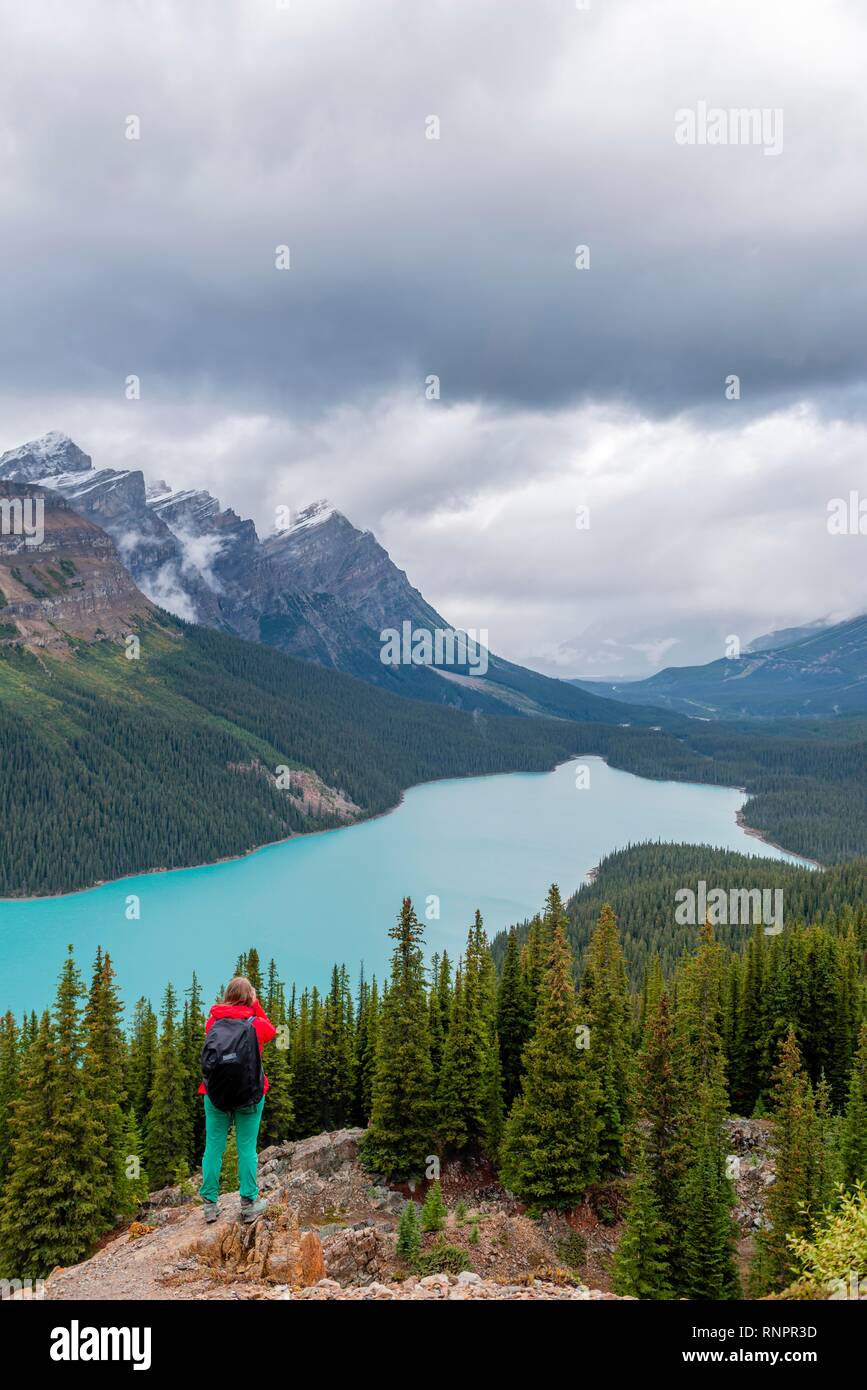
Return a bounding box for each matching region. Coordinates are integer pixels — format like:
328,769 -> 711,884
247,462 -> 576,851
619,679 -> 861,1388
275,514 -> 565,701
1,0 -> 867,676
1,0 -> 866,418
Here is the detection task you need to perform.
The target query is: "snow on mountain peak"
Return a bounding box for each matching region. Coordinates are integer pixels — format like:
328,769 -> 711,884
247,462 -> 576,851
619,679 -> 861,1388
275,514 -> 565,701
277,500 -> 338,535
0,431 -> 92,480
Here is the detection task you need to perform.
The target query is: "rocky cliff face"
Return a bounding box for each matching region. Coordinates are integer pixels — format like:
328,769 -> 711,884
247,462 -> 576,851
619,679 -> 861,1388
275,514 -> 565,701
0,480 -> 157,652
263,501 -> 446,633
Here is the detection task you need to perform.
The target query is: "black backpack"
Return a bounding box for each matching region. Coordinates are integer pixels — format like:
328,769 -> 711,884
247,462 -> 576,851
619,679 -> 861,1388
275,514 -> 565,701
201,1016 -> 265,1111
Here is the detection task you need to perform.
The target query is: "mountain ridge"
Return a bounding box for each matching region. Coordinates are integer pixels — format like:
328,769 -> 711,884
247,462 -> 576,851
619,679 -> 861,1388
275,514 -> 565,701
0,432 -> 668,727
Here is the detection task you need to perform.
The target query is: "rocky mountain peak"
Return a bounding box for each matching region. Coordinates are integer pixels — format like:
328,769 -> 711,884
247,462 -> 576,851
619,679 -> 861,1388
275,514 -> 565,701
0,431 -> 93,481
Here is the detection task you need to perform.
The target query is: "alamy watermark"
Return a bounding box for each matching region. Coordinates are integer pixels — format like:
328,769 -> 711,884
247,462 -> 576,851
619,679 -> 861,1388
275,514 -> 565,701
674,881 -> 783,935
0,496 -> 44,547
675,102 -> 783,157
380,622 -> 489,676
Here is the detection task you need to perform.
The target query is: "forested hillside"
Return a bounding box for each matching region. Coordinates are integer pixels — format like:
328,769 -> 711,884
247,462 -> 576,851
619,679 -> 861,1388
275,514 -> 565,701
0,624 -> 600,896
492,843 -> 867,985
1,891 -> 864,1300
3,614 -> 867,895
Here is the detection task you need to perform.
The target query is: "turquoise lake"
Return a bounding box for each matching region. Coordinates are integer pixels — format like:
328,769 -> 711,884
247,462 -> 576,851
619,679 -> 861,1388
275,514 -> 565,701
0,757 -> 809,1014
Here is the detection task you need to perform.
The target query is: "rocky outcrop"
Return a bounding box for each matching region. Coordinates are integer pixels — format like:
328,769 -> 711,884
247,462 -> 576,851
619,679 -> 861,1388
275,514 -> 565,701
0,481 -> 159,652
725,1118 -> 776,1234
44,1128 -> 627,1302
321,1224 -> 393,1285
187,1195 -> 325,1286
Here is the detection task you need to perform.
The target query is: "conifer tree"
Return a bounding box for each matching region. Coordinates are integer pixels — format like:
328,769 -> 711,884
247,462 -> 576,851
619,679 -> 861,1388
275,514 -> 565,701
145,983 -> 191,1188
613,1141 -> 673,1299
522,907 -> 551,1033
841,1022 -> 867,1187
0,953 -> 109,1277
638,954 -> 664,1042
438,965 -> 471,1148
500,904 -> 600,1209
671,923 -> 740,1298
235,948 -> 263,996
261,960 -> 294,1144
497,926 -> 529,1108
437,914 -> 502,1155
83,949 -> 128,1224
578,904 -> 634,1173
731,924 -> 767,1114
421,1179 -> 447,1232
428,951 -> 451,1078
397,1200 -> 422,1262
0,1011 -> 19,1189
752,1028 -> 828,1293
126,997 -> 158,1130
679,1055 -> 740,1300
181,974 -> 206,1162
635,990 -> 689,1285
320,964 -> 356,1130
290,989 -> 320,1138
357,976 -> 379,1125
117,1110 -> 150,1217
362,898 -> 435,1180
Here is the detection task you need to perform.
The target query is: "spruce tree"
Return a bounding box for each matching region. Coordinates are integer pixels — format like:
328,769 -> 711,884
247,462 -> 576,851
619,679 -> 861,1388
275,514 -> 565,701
841,1022 -> 867,1187
290,989 -> 320,1138
181,973 -> 206,1162
126,997 -> 158,1130
320,964 -> 355,1130
437,914 -> 502,1156
421,1180 -> 447,1232
578,904 -> 634,1173
84,949 -> 128,1226
500,904 -> 600,1209
497,926 -> 529,1108
427,950 -> 452,1078
261,961 -> 294,1144
397,1200 -> 422,1262
357,976 -> 380,1125
635,990 -> 689,1287
117,1110 -> 150,1217
752,1028 -> 828,1294
362,898 -> 435,1180
679,1055 -> 740,1300
0,1011 -> 19,1189
145,983 -> 191,1189
235,948 -> 263,996
613,1141 -> 673,1299
0,952 -> 109,1277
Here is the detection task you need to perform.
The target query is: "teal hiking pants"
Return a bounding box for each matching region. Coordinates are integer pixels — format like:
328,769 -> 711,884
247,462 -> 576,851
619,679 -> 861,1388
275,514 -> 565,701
199,1094 -> 265,1203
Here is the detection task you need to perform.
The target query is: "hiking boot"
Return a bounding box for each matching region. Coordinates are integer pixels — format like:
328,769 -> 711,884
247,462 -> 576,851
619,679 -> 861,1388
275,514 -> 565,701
203,1200 -> 220,1224
240,1197 -> 267,1223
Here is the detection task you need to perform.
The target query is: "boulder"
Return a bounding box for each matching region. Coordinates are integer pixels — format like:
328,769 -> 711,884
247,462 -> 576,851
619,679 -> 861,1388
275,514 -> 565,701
323,1223 -> 393,1285
187,1194 -> 324,1287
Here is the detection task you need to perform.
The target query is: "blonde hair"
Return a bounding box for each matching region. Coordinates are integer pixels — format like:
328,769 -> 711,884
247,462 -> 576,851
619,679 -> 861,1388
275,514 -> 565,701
224,975 -> 255,1006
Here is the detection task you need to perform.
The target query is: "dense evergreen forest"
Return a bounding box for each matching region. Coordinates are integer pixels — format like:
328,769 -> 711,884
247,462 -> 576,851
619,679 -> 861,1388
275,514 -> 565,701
1,890 -> 864,1299
0,625 -> 596,896
492,842 -> 867,985
2,618 -> 867,895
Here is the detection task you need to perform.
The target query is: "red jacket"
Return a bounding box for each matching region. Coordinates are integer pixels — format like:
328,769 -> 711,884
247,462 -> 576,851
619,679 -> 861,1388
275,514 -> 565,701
198,999 -> 278,1096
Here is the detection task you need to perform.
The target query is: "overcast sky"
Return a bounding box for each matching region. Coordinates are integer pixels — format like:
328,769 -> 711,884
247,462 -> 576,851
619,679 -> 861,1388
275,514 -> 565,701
1,0 -> 866,675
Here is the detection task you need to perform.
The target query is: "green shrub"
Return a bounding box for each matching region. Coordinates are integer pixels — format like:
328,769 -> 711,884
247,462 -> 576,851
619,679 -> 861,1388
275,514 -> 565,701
414,1240 -> 471,1276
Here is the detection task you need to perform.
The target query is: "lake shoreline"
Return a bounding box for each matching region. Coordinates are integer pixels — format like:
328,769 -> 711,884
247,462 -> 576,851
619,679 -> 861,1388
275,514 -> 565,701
0,754 -> 814,904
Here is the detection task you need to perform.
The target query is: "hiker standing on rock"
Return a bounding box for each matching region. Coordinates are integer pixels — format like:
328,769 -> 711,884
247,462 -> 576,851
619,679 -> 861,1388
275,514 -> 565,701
199,976 -> 277,1224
